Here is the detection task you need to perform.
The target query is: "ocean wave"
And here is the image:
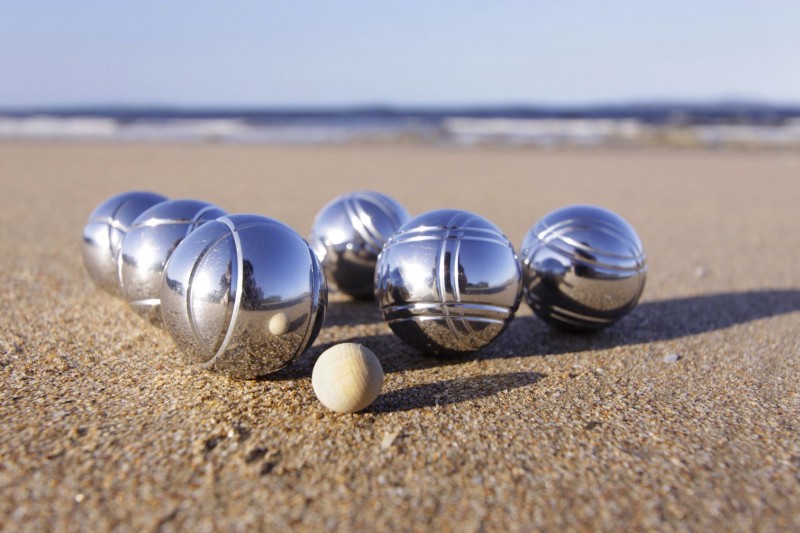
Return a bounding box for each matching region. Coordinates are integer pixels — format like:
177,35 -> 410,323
1,114 -> 799,148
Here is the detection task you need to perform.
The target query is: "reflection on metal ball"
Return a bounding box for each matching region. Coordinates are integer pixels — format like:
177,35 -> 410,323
118,199 -> 227,325
375,209 -> 522,355
82,191 -> 168,296
160,214 -> 327,379
520,205 -> 647,332
309,190 -> 410,299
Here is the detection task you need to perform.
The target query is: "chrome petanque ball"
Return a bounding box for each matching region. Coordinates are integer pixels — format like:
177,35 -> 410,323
309,190 -> 410,299
118,199 -> 227,325
82,191 -> 168,296
160,214 -> 327,379
375,209 -> 522,355
520,205 -> 647,332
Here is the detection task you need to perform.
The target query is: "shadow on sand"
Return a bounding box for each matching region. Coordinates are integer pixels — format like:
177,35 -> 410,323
262,289 -> 800,406
370,371 -> 545,413
485,288 -> 800,358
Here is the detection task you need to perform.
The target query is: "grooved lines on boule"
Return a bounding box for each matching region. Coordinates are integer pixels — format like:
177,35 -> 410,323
88,216 -> 129,233
382,211 -> 516,348
178,218 -> 240,364
199,216 -> 243,368
182,227 -> 235,359
384,302 -> 511,322
129,203 -> 223,236
343,193 -> 386,256
540,302 -> 617,326
386,226 -> 512,249
536,218 -> 646,268
180,217 -> 323,370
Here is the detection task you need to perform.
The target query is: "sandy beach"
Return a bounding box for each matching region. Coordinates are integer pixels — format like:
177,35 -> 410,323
1,141 -> 798,531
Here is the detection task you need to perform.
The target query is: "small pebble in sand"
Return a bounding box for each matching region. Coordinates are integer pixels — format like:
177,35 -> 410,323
312,343 -> 384,414
381,429 -> 402,450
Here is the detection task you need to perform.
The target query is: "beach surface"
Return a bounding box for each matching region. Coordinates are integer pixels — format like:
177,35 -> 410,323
1,141 -> 799,531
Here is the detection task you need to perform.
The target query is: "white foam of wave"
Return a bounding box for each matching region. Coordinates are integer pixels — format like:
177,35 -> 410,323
2,115 -> 800,147
443,117 -> 800,147
0,116 -> 119,138
0,116 -> 261,142
117,119 -> 250,141
0,116 -> 404,144
443,118 -> 643,146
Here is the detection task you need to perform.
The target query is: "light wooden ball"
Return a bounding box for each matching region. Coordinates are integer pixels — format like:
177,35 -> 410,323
312,343 -> 384,414
269,312 -> 289,335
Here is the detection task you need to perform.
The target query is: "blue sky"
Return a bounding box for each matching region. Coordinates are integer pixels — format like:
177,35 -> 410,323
1,1 -> 798,107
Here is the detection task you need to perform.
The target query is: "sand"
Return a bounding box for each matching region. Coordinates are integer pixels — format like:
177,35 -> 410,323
1,141 -> 799,532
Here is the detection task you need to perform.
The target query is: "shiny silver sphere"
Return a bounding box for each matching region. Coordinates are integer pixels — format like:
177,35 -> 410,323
118,199 -> 227,325
309,190 -> 410,299
520,205 -> 647,332
160,214 -> 327,379
375,209 -> 522,355
82,191 -> 168,296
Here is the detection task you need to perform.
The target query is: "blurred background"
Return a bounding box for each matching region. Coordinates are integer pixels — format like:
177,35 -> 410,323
1,1 -> 799,148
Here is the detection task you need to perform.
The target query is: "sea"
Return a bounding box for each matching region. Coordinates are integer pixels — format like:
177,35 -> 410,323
2,103 -> 800,148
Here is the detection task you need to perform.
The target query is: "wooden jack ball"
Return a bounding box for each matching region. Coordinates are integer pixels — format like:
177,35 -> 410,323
312,343 -> 384,413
